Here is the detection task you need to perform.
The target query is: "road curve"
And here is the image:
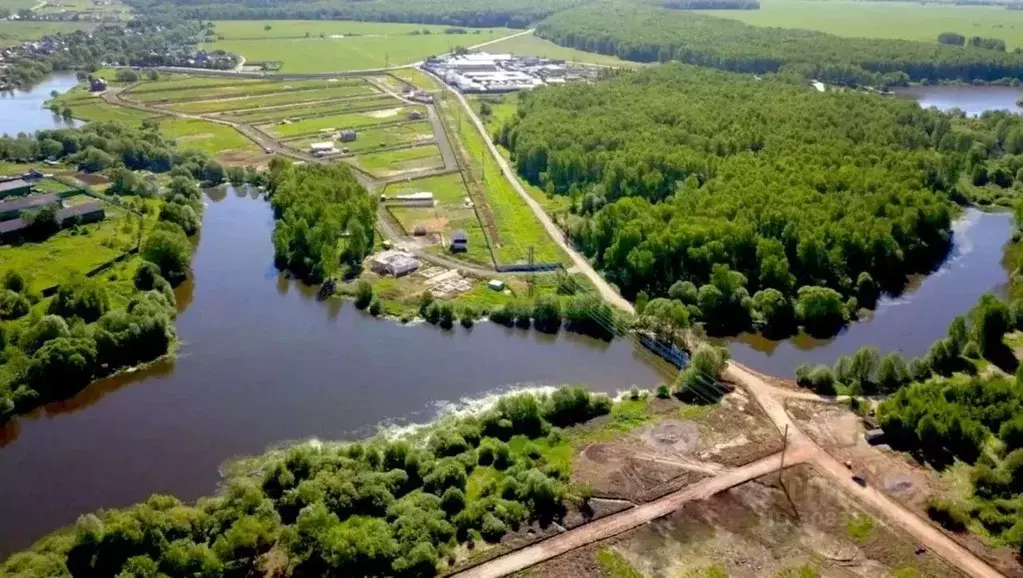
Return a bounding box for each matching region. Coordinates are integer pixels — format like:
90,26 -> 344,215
453,450 -> 803,578
426,69 -> 635,314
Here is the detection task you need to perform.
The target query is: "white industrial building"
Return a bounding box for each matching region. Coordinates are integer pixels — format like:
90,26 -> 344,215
423,51 -> 575,94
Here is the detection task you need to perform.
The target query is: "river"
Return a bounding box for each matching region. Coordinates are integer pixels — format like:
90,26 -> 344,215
0,73 -> 82,136
895,84 -> 1023,116
0,188 -> 671,555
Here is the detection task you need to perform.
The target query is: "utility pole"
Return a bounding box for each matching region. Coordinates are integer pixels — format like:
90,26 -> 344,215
481,150 -> 485,182
528,247 -> 536,296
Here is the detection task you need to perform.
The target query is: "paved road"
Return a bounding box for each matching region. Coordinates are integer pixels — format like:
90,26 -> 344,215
426,69 -> 635,314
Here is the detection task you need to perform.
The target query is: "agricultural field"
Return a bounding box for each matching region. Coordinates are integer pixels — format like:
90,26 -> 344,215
266,105 -> 427,138
162,85 -> 377,114
202,20 -> 517,73
34,0 -> 131,19
352,144 -> 443,178
483,33 -> 644,67
0,20 -> 95,42
125,78 -> 364,104
707,0 -> 1023,49
158,118 -> 263,162
384,173 -> 492,266
439,92 -> 564,265
285,120 -> 434,153
226,94 -> 398,124
390,68 -> 443,91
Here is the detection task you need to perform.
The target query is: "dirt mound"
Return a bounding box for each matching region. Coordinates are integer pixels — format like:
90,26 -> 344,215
639,419 -> 702,454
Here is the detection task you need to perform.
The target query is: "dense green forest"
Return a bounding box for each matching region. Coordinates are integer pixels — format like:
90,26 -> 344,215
0,386 -> 616,577
0,122 -> 222,424
497,64 -> 974,336
535,3 -> 1023,85
269,161 -> 377,282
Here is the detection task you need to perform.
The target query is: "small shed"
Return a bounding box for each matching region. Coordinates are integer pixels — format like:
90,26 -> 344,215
0,179 -> 33,199
487,279 -> 505,291
865,429 -> 886,446
449,229 -> 468,253
407,110 -> 424,121
339,129 -> 357,142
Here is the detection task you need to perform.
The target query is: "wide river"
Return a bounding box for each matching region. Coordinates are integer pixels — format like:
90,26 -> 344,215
0,81 -> 1015,556
0,73 -> 81,135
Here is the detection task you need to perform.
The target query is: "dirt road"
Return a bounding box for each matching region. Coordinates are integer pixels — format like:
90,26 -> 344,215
453,450 -> 805,578
428,71 -> 635,314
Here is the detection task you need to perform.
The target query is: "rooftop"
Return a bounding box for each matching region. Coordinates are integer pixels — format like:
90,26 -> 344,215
0,193 -> 60,217
0,179 -> 32,193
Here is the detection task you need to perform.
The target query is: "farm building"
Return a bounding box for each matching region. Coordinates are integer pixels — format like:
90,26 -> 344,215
450,229 -> 468,253
0,179 -> 33,199
0,193 -> 60,220
309,142 -> 337,156
368,250 -> 421,277
58,202 -> 105,225
338,130 -> 357,142
383,192 -> 434,207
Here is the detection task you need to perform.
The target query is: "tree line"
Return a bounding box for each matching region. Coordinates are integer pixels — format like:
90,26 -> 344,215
937,32 -> 1007,52
496,63 -> 979,337
535,2 -> 1023,86
268,161 -> 377,283
0,386 -> 616,577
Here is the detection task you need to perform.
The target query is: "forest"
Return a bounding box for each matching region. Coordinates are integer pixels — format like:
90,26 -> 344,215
268,161 -> 377,282
0,386 -> 615,577
497,64 -> 972,336
0,122 -> 220,424
534,2 -> 1023,85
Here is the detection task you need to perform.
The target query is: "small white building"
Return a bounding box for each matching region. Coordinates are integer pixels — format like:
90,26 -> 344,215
382,191 -> 434,207
309,142 -> 337,156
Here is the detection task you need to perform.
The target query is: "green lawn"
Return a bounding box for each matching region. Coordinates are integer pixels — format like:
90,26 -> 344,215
126,78 -> 359,104
0,205 -> 135,291
35,0 -> 130,19
158,118 -> 258,157
203,21 -> 516,73
384,172 -> 493,266
440,93 -> 564,265
707,0 -> 1023,49
227,95 -> 398,124
484,33 -> 644,67
0,20 -> 95,42
354,144 -> 443,177
164,85 -> 377,114
268,105 -> 426,137
390,68 -> 443,91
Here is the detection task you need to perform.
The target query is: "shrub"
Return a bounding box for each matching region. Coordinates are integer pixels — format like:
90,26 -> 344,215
354,280 -> 373,309
808,365 -> 835,394
368,298 -> 382,317
926,497 -> 969,532
656,384 -> 670,399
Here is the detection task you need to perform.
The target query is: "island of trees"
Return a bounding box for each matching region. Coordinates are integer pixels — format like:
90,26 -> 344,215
535,2 -> 1023,86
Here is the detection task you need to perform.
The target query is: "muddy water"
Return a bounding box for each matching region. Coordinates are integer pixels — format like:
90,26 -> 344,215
0,188 -> 670,555
0,73 -> 82,136
719,209 -> 1013,377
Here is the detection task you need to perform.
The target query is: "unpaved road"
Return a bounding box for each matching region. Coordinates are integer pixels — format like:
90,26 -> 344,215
454,450 -> 804,578
429,70 -> 635,314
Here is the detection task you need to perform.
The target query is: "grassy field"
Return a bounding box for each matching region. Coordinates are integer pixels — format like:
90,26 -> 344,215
267,105 -> 426,137
0,204 -> 136,291
384,173 -> 492,266
163,85 -> 377,114
439,93 -> 564,265
390,68 -> 443,91
285,120 -> 433,152
35,0 -> 130,19
483,33 -> 644,67
158,119 -> 259,158
227,95 -> 398,124
0,20 -> 95,42
203,21 -> 516,73
353,144 -> 443,177
50,88 -> 160,124
708,0 -> 1023,49
126,79 -> 364,104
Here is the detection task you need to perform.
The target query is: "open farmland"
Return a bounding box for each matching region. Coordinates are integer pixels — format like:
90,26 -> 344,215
224,94 -> 398,124
0,20 -> 96,42
201,21 -> 516,73
162,85 -> 377,114
284,120 -> 433,153
353,144 -> 444,178
124,78 -> 366,104
158,118 -> 264,162
384,173 -> 493,266
265,105 -> 427,138
708,0 -> 1023,49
